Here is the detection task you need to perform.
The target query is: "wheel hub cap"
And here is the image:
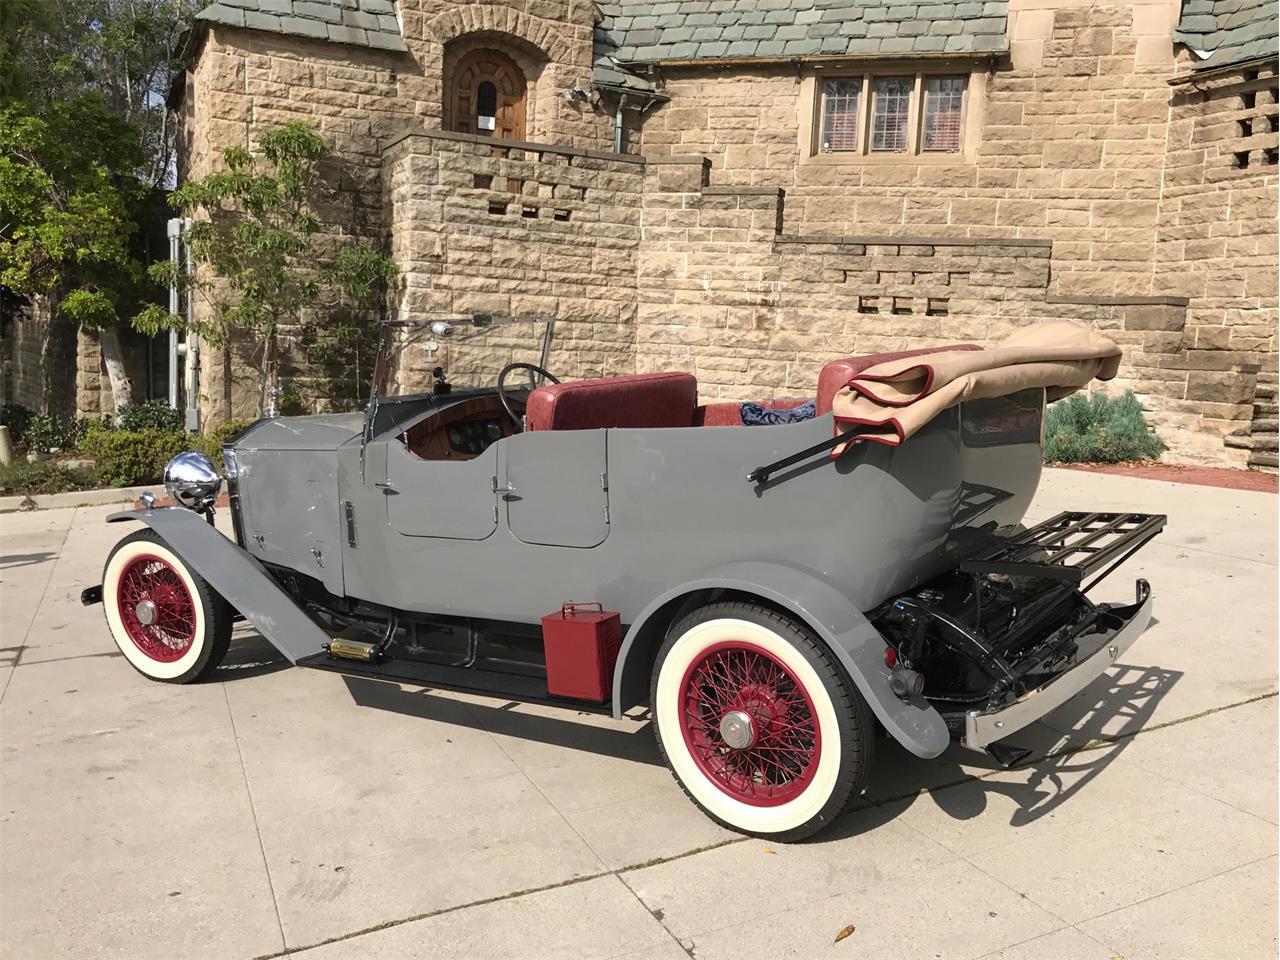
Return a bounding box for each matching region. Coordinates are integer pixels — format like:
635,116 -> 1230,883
134,599 -> 158,626
719,709 -> 755,749
678,641 -> 821,807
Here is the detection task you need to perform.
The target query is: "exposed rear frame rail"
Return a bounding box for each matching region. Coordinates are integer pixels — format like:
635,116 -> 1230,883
960,511 -> 1167,585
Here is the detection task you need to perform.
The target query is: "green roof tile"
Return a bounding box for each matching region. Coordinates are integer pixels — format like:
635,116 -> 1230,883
605,0 -> 1008,63
1174,0 -> 1278,69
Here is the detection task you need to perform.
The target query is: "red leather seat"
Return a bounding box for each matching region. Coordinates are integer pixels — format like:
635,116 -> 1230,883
816,344 -> 981,415
525,372 -> 698,431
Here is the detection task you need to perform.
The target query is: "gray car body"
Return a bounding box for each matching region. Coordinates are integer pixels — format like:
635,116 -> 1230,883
110,388 -> 1044,760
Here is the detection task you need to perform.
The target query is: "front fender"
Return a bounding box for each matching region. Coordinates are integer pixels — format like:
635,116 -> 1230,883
107,508 -> 330,664
613,560 -> 950,760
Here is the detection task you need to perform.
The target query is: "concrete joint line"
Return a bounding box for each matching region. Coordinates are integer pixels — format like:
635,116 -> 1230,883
252,691 -> 1276,957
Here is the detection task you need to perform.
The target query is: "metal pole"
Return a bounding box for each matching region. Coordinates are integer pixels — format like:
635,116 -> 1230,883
614,94 -> 627,154
182,217 -> 198,433
166,218 -> 182,408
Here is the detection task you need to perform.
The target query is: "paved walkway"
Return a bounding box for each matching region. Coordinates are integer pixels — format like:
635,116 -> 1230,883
1,468 -> 1275,959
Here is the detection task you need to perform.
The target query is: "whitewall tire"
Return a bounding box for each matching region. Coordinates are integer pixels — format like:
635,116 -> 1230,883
102,528 -> 232,684
651,601 -> 873,841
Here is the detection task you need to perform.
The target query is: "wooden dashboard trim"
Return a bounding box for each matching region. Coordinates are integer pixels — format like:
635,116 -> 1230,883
402,395 -> 515,460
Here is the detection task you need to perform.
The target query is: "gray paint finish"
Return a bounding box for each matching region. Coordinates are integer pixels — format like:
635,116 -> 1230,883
116,389 -> 1042,758
106,507 -> 332,663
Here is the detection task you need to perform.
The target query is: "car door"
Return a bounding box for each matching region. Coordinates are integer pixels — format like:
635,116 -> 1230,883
383,439 -> 499,540
501,431 -> 609,548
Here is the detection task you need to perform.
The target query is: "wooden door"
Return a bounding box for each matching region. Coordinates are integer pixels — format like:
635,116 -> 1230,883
446,49 -> 527,140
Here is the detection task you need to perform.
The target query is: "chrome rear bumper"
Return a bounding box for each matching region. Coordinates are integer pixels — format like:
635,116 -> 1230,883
962,581 -> 1153,751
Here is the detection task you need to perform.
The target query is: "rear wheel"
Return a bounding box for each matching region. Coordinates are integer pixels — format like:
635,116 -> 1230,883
650,601 -> 873,841
102,528 -> 233,683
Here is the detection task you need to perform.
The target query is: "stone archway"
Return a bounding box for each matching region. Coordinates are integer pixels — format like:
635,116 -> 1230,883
444,48 -> 527,140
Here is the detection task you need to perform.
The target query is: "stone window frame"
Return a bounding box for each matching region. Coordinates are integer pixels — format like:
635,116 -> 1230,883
798,60 -> 987,165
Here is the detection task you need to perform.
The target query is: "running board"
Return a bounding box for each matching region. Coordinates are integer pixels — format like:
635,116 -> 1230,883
295,651 -> 614,715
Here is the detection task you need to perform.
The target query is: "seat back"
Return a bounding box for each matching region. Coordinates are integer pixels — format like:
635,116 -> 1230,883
816,344 -> 982,414
525,372 -> 698,431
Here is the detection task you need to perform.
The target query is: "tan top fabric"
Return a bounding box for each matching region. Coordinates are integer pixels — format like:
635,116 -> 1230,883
831,321 -> 1122,450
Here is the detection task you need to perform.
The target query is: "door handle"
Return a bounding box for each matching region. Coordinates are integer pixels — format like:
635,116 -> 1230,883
490,476 -> 515,495
375,480 -> 395,490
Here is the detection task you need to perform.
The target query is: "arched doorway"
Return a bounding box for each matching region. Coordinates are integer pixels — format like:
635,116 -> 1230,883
445,48 -> 527,140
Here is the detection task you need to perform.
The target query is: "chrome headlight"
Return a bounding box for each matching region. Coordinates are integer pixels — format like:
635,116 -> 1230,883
164,451 -> 222,512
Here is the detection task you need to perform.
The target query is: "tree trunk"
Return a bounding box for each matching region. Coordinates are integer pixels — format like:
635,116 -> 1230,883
97,325 -> 135,412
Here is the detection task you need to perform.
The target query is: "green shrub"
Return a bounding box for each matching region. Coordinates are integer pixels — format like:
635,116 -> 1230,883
192,418 -> 256,470
1044,390 -> 1165,464
25,414 -> 87,453
0,460 -> 98,496
80,428 -> 188,487
115,399 -> 184,432
0,403 -> 34,444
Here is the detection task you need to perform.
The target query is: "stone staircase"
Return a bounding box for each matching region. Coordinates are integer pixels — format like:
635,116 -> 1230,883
1226,371 -> 1278,472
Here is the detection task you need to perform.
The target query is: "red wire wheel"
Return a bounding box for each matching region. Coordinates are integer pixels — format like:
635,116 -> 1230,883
115,554 -> 198,664
678,640 -> 822,807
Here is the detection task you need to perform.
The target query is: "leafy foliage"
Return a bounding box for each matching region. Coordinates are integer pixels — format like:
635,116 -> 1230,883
0,0 -> 195,407
137,122 -> 397,415
1044,390 -> 1165,464
25,413 -> 93,453
115,399 -> 184,432
80,427 -> 189,487
191,418 -> 257,469
0,460 -> 99,496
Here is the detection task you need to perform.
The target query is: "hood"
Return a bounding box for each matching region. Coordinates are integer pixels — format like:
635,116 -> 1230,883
232,412 -> 365,452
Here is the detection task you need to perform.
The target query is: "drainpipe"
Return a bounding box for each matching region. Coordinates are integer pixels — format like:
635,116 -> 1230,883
182,220 -> 198,433
614,93 -> 628,154
166,218 -> 182,408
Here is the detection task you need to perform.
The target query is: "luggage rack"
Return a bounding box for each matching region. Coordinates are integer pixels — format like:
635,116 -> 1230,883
960,511 -> 1166,589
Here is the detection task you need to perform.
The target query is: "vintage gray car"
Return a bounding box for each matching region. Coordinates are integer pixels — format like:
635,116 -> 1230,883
85,317 -> 1163,840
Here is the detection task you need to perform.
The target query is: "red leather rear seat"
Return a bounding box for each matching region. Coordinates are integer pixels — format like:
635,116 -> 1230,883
694,398 -> 812,427
816,344 -> 981,414
525,372 -> 698,431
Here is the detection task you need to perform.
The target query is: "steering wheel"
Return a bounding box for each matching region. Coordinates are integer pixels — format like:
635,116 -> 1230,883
497,362 -> 560,431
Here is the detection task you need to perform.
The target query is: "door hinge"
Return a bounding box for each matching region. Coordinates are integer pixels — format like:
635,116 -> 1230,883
344,500 -> 357,547
600,471 -> 609,491
493,504 -> 499,523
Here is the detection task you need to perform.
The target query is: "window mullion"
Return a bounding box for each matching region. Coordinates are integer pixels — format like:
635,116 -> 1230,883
861,72 -> 872,156
908,73 -> 924,156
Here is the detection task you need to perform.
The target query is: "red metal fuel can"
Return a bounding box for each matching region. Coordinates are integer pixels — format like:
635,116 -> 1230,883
541,602 -> 622,702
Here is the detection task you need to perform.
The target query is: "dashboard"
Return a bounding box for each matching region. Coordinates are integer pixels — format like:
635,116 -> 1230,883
401,395 -> 517,460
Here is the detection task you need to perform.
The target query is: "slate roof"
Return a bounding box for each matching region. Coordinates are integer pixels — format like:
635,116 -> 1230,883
595,0 -> 1008,64
195,0 -> 409,52
1174,0 -> 1278,70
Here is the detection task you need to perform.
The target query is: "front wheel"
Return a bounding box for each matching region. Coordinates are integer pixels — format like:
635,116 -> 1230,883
650,601 -> 874,842
102,528 -> 233,683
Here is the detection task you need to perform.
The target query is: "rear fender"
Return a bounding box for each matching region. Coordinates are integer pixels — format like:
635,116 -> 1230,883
106,508 -> 331,664
613,561 -> 950,760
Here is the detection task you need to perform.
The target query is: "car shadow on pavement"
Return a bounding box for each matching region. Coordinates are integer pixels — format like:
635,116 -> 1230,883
212,629 -> 291,682
0,551 -> 56,569
341,675 -> 665,766
820,660 -> 1181,843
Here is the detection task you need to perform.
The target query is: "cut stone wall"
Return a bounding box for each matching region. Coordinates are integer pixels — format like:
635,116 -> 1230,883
634,164 -> 1242,464
0,297 -> 76,417
1153,61 -> 1278,463
384,130 -> 642,384
640,1 -> 1182,296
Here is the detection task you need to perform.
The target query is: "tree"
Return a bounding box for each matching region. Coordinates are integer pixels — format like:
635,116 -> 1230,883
0,0 -> 196,410
136,122 -> 397,416
0,95 -> 153,409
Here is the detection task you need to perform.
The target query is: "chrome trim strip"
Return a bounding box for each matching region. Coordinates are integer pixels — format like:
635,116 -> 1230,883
963,590 -> 1153,751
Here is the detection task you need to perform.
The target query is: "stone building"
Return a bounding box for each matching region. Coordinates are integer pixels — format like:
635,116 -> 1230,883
92,0 -> 1280,465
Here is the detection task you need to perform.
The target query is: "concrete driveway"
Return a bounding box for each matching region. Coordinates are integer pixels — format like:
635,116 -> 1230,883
1,469 -> 1275,960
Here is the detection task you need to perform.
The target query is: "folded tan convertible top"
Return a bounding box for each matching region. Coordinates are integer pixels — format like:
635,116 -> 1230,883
832,320 -> 1122,450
